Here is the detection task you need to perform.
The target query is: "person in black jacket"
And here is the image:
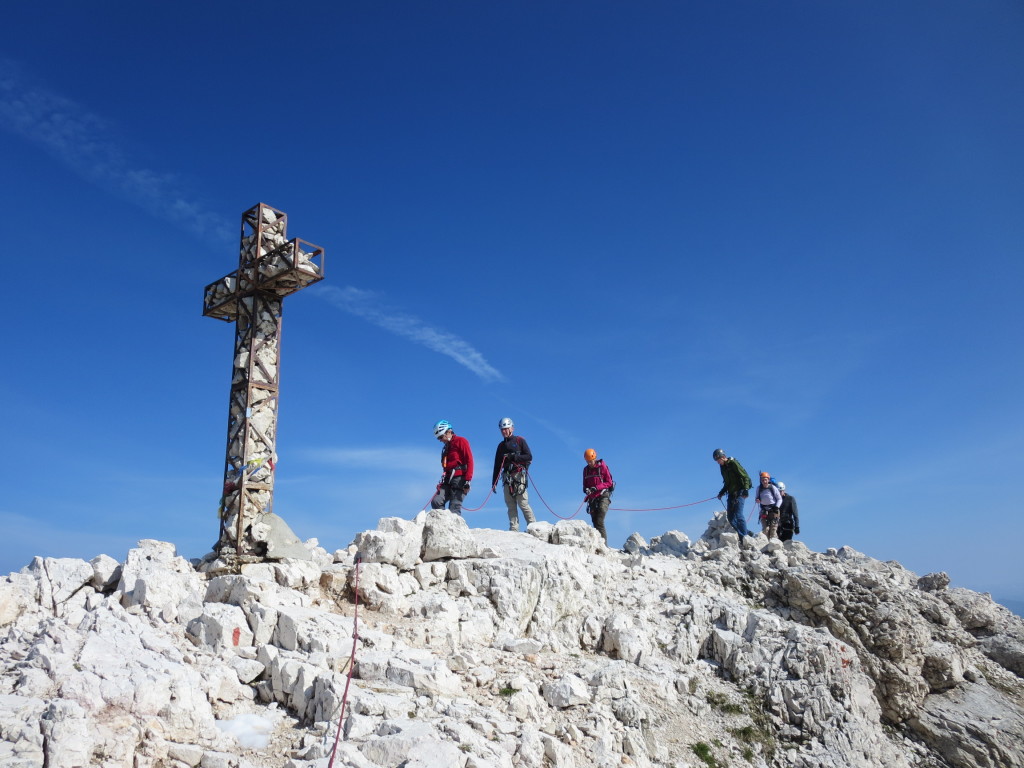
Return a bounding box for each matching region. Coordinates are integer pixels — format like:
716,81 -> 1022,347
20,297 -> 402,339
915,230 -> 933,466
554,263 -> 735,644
777,481 -> 800,541
491,417 -> 536,531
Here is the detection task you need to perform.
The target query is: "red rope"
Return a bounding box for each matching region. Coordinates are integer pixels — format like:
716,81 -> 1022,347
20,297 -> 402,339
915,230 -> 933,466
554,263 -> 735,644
462,454 -> 506,512
431,463 -> 723,522
460,484 -> 497,512
423,456 -> 505,513
609,495 -> 720,512
525,470 -> 586,520
327,553 -> 361,768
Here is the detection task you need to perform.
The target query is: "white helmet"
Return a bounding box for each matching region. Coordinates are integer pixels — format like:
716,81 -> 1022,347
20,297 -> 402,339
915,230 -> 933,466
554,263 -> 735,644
777,481 -> 786,492
433,420 -> 453,438
498,417 -> 514,430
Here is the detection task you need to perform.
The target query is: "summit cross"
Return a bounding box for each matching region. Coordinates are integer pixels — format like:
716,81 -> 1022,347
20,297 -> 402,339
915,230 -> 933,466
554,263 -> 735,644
202,203 -> 324,557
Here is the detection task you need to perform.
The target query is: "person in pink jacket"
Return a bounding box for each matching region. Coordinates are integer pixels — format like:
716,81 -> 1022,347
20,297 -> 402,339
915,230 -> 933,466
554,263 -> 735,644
582,448 -> 614,544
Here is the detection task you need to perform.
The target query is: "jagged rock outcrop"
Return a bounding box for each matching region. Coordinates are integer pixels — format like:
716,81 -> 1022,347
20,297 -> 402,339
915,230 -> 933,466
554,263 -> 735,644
0,509 -> 1021,767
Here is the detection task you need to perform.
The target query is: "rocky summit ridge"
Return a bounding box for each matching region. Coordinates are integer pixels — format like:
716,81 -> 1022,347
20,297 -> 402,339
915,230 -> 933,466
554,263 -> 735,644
0,510 -> 1022,768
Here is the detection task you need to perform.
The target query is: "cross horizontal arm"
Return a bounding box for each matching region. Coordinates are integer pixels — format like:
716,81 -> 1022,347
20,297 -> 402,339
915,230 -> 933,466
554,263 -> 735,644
203,238 -> 324,321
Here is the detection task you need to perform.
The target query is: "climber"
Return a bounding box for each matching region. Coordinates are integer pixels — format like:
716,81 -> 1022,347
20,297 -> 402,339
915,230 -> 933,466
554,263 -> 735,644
713,448 -> 753,538
583,448 -> 614,545
430,420 -> 474,515
755,471 -> 783,539
491,417 -> 536,532
777,482 -> 801,541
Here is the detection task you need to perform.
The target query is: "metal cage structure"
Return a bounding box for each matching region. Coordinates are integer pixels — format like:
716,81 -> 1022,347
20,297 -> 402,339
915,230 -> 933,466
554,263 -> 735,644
203,203 -> 324,556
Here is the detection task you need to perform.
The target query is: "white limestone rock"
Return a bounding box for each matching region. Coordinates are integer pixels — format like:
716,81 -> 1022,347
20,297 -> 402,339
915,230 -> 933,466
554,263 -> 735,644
0,516 -> 1022,768
648,530 -> 690,557
89,554 -> 121,591
551,520 -> 604,553
622,532 -> 647,554
542,674 -> 591,708
186,604 -> 254,651
421,510 -> 481,561
0,572 -> 39,627
359,719 -> 465,767
601,612 -> 651,665
116,539 -> 204,624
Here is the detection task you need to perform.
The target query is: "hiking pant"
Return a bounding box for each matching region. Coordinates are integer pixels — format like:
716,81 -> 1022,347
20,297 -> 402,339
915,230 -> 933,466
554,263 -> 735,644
588,495 -> 610,544
431,478 -> 467,515
760,505 -> 780,539
726,494 -> 750,536
778,511 -> 795,541
504,483 -> 535,531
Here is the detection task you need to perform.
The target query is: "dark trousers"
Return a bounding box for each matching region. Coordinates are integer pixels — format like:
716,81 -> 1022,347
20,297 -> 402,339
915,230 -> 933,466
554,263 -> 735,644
431,477 -> 467,515
588,495 -> 609,544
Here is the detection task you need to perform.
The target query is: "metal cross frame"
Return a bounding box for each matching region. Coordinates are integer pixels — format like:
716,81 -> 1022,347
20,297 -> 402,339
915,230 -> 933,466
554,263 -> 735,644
203,203 -> 324,556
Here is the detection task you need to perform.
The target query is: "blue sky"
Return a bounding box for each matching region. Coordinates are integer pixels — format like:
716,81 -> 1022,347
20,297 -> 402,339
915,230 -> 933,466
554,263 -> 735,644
2,2 -> 1021,607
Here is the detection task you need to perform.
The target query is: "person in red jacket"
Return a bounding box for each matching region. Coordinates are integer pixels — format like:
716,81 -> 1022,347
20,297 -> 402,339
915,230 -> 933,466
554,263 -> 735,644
582,448 -> 614,544
430,420 -> 474,515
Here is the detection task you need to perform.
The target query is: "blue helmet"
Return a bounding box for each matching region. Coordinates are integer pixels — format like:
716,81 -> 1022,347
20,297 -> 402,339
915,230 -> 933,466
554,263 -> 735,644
433,420 -> 453,438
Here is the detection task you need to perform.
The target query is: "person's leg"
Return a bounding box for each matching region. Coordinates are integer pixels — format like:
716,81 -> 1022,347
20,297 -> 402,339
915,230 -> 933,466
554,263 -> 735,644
518,488 -> 536,524
727,494 -> 749,536
766,508 -> 779,539
591,497 -> 609,544
430,486 -> 448,510
449,485 -> 464,515
503,484 -> 519,531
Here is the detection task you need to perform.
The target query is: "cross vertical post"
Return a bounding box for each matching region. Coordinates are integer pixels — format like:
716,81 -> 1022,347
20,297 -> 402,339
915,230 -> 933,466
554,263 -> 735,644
203,203 -> 324,558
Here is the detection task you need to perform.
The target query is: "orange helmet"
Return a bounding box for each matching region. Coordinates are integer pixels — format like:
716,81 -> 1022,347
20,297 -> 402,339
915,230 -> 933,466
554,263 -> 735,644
759,471 -> 771,479
584,448 -> 597,461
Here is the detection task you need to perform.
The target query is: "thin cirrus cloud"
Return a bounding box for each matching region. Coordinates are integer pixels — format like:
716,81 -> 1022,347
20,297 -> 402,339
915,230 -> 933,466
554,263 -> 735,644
314,284 -> 506,384
0,59 -> 232,244
300,447 -> 439,471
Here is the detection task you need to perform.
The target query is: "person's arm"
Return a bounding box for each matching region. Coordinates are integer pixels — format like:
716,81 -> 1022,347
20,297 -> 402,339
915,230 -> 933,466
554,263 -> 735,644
791,496 -> 800,532
463,438 -> 474,483
492,444 -> 503,488
516,437 -> 533,467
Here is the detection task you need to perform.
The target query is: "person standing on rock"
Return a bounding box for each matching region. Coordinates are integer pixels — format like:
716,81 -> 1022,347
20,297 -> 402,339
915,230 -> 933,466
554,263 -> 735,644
491,417 -> 536,532
777,481 -> 800,541
431,420 -> 474,515
583,448 -> 614,545
755,471 -> 783,538
713,448 -> 753,538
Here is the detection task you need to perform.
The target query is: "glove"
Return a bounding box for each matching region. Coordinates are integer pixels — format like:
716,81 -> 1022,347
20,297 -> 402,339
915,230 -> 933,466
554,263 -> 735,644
741,491 -> 749,498
585,487 -> 596,495
794,527 -> 800,534
717,493 -> 724,501
491,484 -> 497,493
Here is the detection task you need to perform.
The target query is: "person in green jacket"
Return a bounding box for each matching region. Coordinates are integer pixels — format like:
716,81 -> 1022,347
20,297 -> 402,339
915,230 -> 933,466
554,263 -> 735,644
713,448 -> 752,537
